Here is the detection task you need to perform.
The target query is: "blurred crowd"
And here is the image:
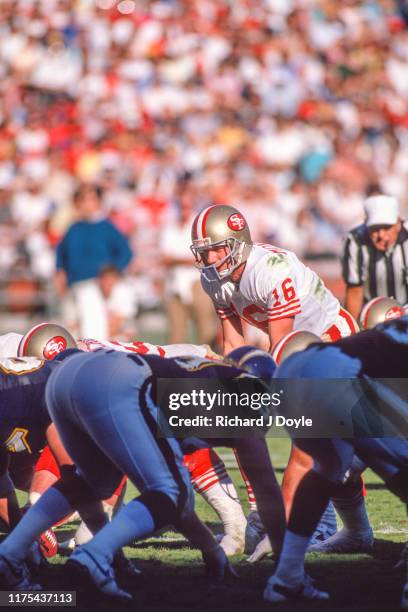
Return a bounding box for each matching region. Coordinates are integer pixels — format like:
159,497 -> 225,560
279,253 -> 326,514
0,0 -> 407,338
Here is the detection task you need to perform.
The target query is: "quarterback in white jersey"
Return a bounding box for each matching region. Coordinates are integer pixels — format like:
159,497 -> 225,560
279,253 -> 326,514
191,204 -> 358,353
191,205 -> 374,558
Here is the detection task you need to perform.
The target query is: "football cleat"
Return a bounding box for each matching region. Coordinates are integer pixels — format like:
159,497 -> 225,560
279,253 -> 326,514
264,574 -> 329,603
244,511 -> 266,555
67,549 -> 132,600
0,555 -> 41,591
247,535 -> 272,563
308,528 -> 373,554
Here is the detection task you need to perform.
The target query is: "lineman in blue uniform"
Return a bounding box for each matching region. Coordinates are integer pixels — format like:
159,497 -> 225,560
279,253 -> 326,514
264,316 -> 408,605
0,356 -> 71,531
0,356 -> 76,588
0,348 -> 286,600
0,353 -> 140,592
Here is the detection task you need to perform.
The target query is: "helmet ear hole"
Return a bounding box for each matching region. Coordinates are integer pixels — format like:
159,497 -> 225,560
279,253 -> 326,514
18,323 -> 77,359
359,297 -> 404,330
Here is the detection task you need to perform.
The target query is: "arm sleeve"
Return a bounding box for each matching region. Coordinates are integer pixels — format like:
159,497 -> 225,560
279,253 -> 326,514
342,233 -> 363,286
200,276 -> 235,320
234,438 -> 285,553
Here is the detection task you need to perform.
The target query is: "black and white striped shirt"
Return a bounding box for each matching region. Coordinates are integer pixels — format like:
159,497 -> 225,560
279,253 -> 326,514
342,221 -> 408,304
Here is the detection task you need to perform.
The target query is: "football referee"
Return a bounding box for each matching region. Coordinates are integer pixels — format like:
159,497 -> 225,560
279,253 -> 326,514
342,194 -> 408,320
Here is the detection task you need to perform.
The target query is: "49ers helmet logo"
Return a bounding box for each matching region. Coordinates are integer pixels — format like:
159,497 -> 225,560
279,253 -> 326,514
385,306 -> 404,321
227,212 -> 246,231
43,336 -> 67,359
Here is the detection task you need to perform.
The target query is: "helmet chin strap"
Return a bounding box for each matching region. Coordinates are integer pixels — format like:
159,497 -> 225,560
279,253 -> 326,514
201,240 -> 245,283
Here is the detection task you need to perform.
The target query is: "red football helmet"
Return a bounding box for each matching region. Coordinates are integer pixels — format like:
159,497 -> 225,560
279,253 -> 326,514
18,322 -> 77,359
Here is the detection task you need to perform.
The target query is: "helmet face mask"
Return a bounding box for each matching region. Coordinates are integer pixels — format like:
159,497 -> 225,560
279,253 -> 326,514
190,237 -> 246,282
190,204 -> 252,283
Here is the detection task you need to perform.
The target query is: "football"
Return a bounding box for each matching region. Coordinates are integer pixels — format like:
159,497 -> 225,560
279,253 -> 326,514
38,528 -> 58,558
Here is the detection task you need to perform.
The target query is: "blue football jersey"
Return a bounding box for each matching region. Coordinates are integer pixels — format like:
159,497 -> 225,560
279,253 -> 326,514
0,357 -> 59,455
329,316 -> 408,378
127,352 -> 247,381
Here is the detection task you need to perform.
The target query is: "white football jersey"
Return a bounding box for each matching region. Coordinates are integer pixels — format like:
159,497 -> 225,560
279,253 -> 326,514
0,333 -> 23,358
202,244 -> 340,336
79,338 -> 210,359
0,334 -> 212,360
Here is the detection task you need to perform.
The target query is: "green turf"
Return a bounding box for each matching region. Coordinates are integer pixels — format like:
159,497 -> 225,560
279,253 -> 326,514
36,438 -> 407,611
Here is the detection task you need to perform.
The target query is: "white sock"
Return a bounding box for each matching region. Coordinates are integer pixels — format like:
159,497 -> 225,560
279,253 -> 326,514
202,481 -> 246,554
29,492 -> 41,505
74,520 -> 93,546
275,531 -> 309,585
204,482 -> 246,527
333,493 -> 372,536
75,502 -> 114,546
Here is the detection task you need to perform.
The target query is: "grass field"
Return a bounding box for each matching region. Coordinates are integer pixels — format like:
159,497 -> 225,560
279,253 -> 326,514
28,438 -> 407,612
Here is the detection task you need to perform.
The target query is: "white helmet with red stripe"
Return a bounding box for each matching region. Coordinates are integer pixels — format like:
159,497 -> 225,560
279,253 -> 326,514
190,204 -> 252,282
18,322 -> 77,359
272,330 -> 321,365
360,297 -> 405,330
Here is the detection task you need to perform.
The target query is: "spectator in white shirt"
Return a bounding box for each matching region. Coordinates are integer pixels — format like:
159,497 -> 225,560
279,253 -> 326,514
97,265 -> 138,341
160,188 -> 215,345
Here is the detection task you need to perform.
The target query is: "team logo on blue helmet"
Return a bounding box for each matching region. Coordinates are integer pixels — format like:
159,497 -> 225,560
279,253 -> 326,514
227,345 -> 277,379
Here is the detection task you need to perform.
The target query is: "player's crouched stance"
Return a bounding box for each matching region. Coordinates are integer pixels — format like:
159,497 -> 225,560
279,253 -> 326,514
264,317 -> 408,605
51,350 -> 237,598
0,349 -> 235,599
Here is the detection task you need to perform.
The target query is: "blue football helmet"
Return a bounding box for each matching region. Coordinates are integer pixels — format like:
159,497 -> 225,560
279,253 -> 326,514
227,345 -> 277,380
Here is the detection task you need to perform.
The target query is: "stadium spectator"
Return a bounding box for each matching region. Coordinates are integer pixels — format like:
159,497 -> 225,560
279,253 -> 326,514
0,0 -> 408,332
55,184 -> 133,339
342,193 -> 408,320
160,186 -> 215,344
97,265 -> 138,341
